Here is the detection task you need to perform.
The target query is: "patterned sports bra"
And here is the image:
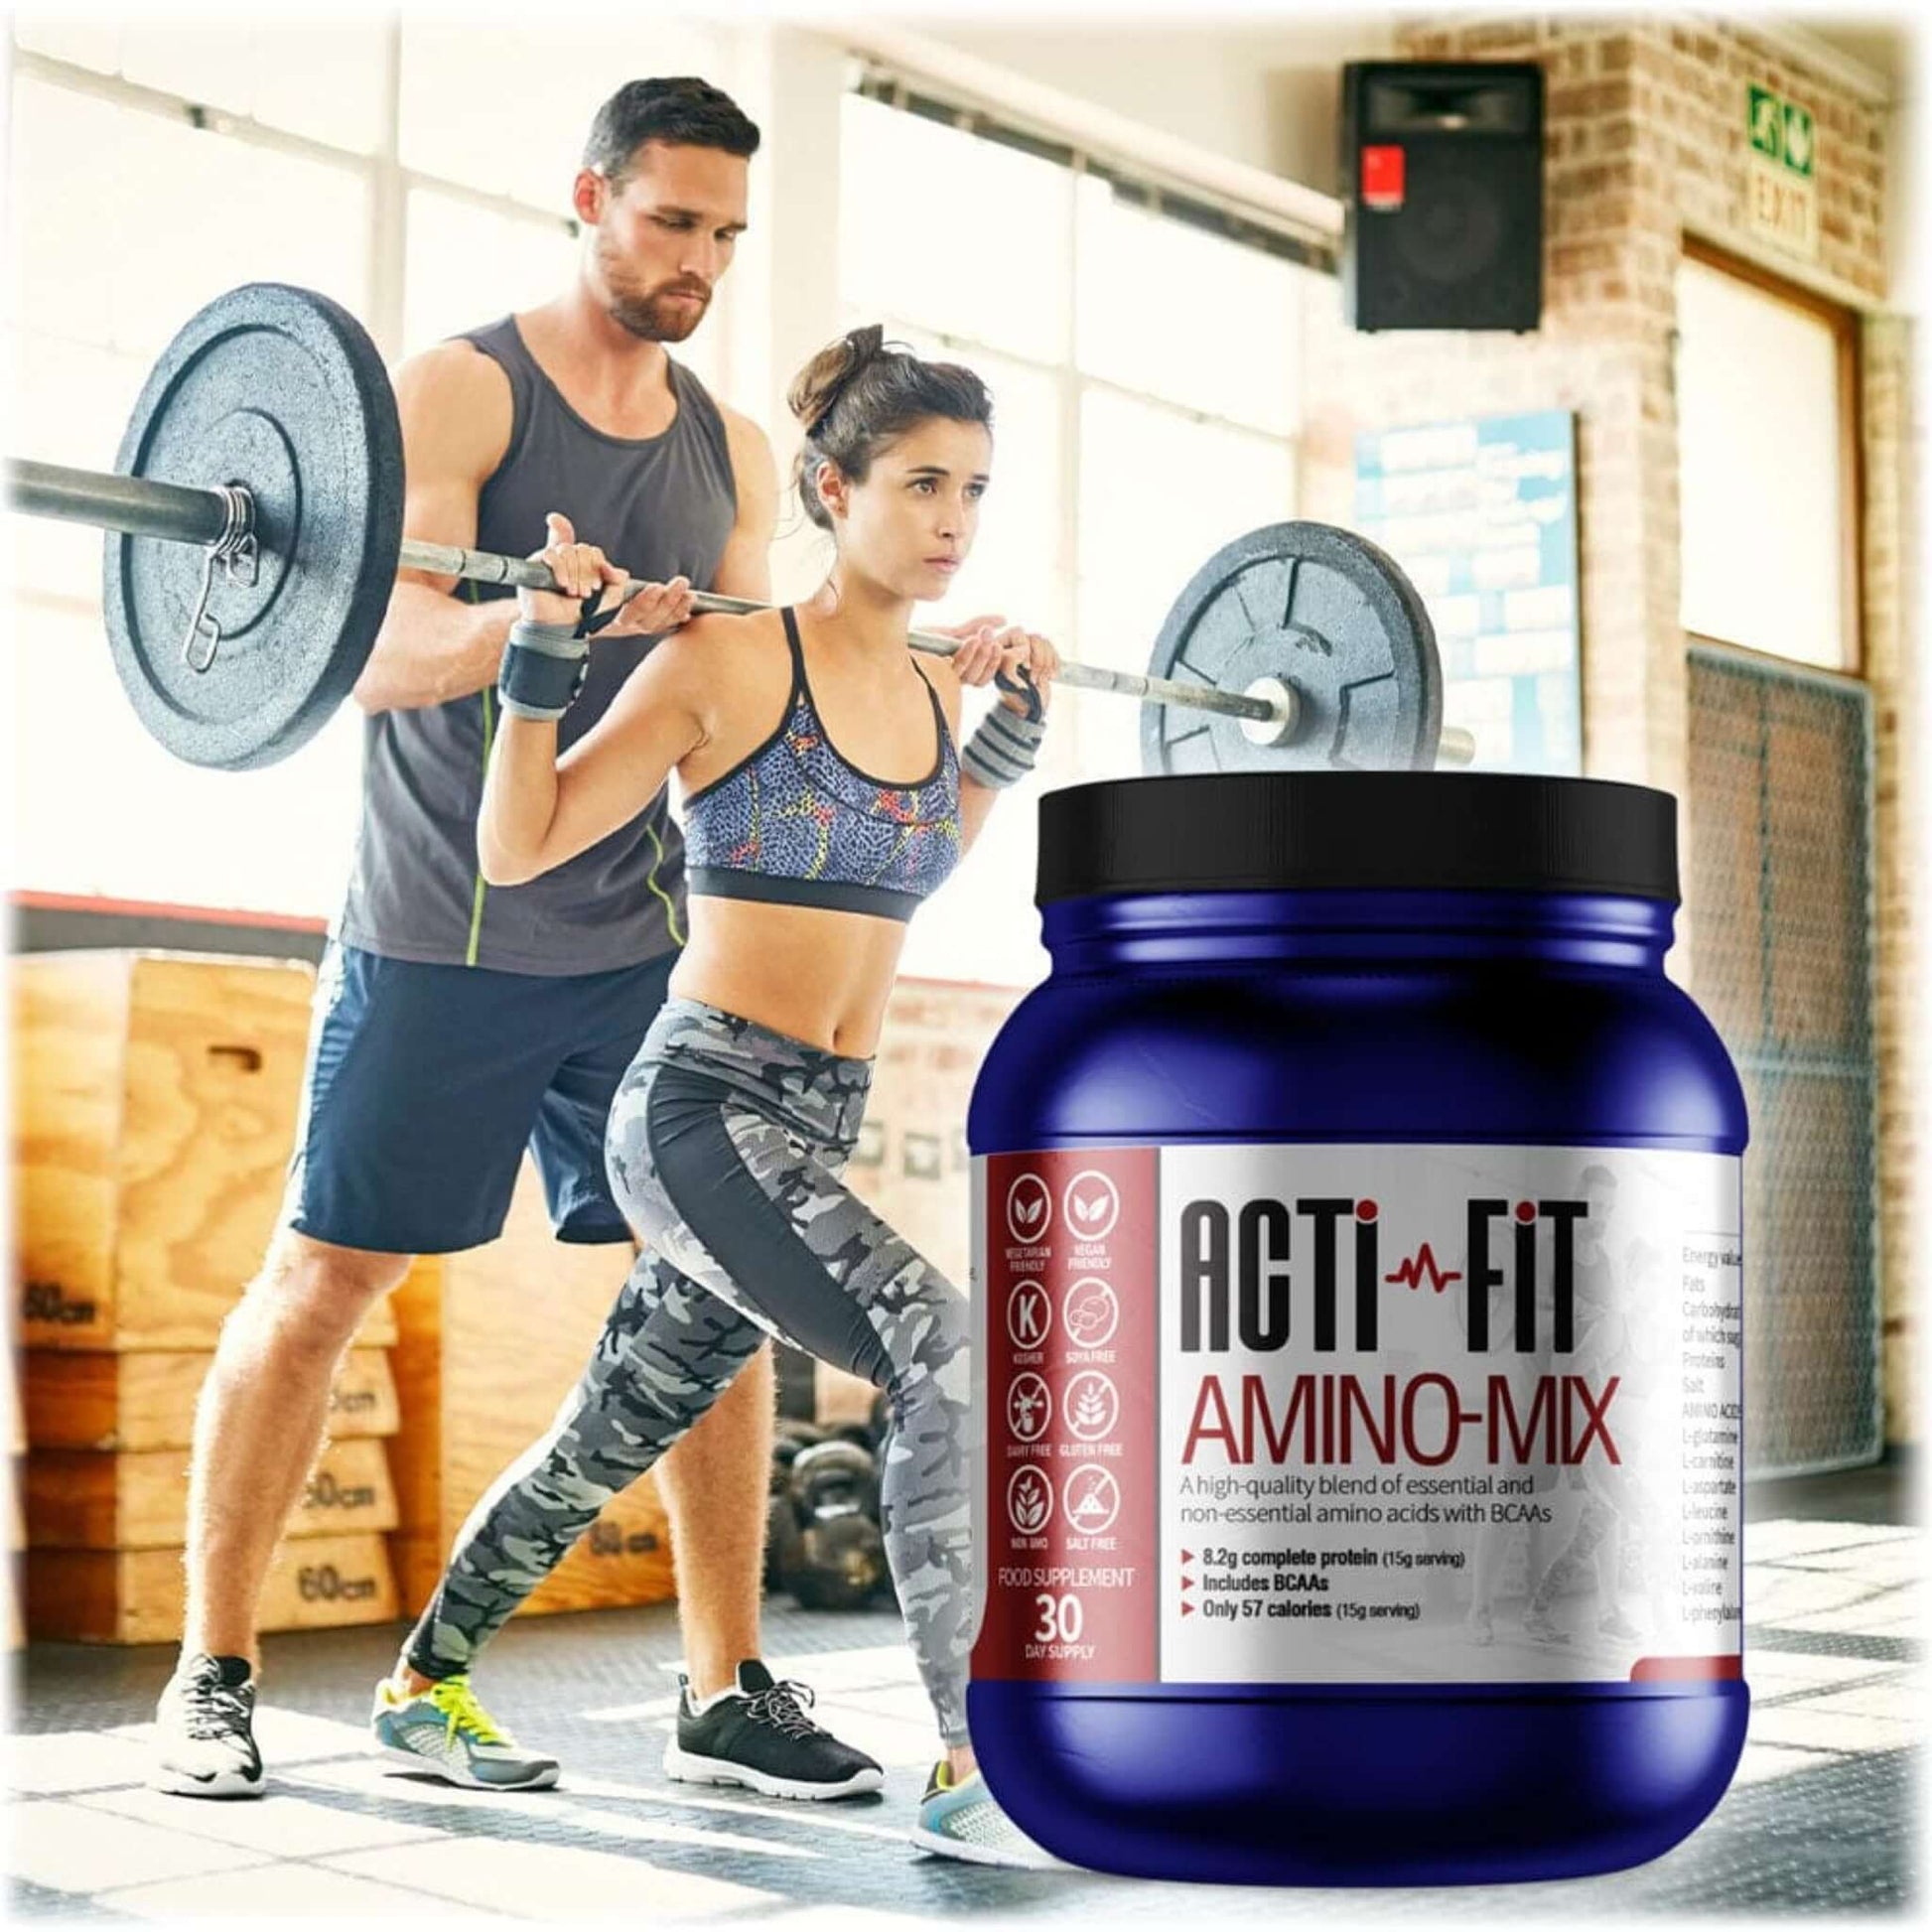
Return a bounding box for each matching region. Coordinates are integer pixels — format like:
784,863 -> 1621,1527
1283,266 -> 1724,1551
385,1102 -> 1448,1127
682,608 -> 963,922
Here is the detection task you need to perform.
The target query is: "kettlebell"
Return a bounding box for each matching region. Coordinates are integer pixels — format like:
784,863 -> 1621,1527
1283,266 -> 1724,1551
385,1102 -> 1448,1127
777,1439 -> 888,1610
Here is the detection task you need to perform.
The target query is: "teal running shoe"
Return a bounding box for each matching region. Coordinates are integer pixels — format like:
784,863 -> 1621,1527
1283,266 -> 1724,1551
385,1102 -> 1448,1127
910,1759 -> 1059,1867
370,1672 -> 559,1791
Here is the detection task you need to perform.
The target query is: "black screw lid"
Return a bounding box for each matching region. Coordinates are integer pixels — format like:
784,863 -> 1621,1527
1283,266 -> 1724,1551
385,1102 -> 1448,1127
1035,772 -> 1679,905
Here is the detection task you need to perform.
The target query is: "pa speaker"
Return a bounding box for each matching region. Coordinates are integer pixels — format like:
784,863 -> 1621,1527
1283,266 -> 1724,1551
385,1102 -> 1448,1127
1341,62 -> 1545,333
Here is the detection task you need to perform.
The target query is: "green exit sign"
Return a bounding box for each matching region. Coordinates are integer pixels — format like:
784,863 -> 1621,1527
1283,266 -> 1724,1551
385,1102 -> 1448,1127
1748,83 -> 1816,179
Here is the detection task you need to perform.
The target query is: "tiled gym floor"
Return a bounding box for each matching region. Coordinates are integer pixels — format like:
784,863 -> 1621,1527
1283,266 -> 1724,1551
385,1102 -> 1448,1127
7,1457 -> 1919,1923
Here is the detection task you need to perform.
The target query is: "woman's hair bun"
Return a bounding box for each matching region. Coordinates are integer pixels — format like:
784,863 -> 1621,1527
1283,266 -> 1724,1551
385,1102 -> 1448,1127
786,324 -> 888,432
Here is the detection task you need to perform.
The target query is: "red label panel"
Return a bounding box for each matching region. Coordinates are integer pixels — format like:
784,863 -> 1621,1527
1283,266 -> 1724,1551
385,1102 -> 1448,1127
1361,143 -> 1406,209
972,1148 -> 1159,1684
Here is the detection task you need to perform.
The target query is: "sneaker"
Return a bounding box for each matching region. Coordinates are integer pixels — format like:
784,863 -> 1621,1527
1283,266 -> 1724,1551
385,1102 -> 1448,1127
370,1672 -> 559,1791
152,1654 -> 263,1799
663,1661 -> 883,1801
911,1759 -> 1058,1867
1598,1606 -> 1644,1643
1465,1604 -> 1495,1647
1523,1602 -> 1572,1645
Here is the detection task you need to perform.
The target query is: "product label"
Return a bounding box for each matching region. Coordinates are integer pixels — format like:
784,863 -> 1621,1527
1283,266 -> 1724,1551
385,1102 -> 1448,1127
971,1145 -> 1742,1687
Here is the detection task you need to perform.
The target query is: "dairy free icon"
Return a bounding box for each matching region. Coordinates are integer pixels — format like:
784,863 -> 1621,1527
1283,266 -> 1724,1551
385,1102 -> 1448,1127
1008,1372 -> 1051,1443
1063,1170 -> 1121,1241
1006,1173 -> 1053,1244
1007,1282 -> 1052,1350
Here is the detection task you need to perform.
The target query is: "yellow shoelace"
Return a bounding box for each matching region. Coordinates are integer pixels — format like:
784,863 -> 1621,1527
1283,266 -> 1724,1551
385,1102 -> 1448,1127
420,1674 -> 511,1748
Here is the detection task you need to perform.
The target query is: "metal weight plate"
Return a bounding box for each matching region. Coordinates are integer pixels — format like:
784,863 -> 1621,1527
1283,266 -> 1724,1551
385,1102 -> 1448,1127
1141,521 -> 1445,774
102,283 -> 404,769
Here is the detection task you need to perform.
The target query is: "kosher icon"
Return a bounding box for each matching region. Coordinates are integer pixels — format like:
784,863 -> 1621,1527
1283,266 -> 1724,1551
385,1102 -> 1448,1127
1007,1282 -> 1052,1350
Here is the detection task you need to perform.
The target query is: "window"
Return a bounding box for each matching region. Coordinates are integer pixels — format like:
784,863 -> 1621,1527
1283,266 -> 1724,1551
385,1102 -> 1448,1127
1677,246 -> 1860,672
838,88 -> 1315,987
402,191 -> 580,359
8,20 -> 729,916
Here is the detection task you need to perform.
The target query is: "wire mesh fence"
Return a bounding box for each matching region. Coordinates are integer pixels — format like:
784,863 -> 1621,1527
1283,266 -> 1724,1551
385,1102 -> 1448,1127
1688,642 -> 1881,1477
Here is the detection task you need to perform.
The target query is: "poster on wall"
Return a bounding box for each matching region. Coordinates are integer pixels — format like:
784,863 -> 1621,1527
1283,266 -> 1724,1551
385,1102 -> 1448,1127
1353,410 -> 1581,775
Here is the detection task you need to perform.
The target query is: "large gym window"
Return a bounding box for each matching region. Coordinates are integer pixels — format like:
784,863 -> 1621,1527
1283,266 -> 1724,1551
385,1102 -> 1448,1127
1676,243 -> 1861,672
838,84 -> 1319,986
7,18 -> 727,917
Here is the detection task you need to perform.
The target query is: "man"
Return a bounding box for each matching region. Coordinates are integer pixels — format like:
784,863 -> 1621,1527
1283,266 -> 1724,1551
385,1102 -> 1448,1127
154,76 -> 880,1804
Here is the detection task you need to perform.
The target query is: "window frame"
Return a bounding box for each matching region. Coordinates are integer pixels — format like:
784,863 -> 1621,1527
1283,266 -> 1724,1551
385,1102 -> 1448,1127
7,31 -> 595,917
1679,232 -> 1865,678
839,80 -> 1311,782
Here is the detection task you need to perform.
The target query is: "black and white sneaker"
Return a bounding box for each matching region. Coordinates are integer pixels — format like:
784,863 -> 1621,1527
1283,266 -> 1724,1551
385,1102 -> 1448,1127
152,1653 -> 264,1799
663,1661 -> 884,1801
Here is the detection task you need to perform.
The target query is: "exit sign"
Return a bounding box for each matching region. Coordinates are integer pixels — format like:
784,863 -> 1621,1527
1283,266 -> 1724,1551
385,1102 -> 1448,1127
1745,83 -> 1819,257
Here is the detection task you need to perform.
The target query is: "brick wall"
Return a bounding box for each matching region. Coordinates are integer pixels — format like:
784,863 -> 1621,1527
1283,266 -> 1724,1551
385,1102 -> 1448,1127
1302,17 -> 1916,1445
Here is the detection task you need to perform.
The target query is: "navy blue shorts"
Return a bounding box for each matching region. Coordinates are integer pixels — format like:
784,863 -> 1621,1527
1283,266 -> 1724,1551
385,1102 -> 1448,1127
283,941 -> 677,1254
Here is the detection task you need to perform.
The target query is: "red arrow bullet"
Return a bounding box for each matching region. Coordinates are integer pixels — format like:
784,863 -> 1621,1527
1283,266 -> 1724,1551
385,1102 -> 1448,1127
1181,1601 -> 1196,1616
1180,1574 -> 1195,1590
1181,1550 -> 1195,1564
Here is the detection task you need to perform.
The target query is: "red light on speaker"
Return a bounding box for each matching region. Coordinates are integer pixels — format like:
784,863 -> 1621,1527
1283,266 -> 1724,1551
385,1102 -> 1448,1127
1361,144 -> 1407,210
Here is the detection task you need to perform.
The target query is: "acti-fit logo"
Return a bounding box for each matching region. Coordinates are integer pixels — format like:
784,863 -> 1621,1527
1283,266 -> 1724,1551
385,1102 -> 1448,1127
1178,1195 -> 1587,1355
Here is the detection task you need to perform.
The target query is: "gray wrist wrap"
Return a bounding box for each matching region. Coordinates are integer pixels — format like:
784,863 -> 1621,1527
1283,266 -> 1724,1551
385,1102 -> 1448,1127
962,703 -> 1047,789
499,619 -> 590,721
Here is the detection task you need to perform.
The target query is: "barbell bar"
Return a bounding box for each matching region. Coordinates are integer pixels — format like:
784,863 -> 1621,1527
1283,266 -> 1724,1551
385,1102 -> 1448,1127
4,282 -> 1475,773
10,455 -> 1340,742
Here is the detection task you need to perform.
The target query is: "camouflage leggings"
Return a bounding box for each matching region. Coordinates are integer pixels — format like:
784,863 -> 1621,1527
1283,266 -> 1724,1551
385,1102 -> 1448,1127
403,998 -> 974,1745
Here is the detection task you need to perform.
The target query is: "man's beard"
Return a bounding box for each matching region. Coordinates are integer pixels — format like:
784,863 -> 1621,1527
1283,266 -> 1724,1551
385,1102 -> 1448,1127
608,283 -> 709,342
599,238 -> 709,342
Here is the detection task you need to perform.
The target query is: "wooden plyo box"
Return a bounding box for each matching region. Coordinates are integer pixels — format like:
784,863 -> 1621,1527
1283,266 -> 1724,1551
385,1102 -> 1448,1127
27,1533 -> 398,1646
25,1438 -> 399,1550
388,1166 -> 675,1622
20,1347 -> 399,1453
11,951 -> 394,1352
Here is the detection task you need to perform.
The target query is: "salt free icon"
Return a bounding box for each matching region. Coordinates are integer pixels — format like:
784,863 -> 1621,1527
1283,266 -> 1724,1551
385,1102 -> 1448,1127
1062,1466 -> 1121,1537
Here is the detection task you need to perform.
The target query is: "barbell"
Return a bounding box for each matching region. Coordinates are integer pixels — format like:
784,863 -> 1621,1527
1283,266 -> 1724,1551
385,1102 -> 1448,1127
4,282 -> 1475,776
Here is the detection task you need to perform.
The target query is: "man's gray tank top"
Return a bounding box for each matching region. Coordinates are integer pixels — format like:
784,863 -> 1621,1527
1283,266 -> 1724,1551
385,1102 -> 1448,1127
335,318 -> 736,976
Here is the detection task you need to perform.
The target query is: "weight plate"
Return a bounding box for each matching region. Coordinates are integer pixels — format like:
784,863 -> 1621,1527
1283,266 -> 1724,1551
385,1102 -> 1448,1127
1140,521 -> 1445,775
102,283 -> 403,770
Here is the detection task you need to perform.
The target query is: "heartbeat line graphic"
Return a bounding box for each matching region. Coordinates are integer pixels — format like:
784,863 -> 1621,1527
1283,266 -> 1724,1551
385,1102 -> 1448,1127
1385,1244 -> 1462,1293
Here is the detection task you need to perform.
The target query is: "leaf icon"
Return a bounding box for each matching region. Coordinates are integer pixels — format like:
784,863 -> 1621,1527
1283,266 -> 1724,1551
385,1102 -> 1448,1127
1017,1196 -> 1044,1227
1073,1191 -> 1108,1224
1014,1480 -> 1047,1531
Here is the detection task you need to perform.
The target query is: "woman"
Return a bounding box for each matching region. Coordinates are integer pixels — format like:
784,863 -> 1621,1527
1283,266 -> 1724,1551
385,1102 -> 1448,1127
371,326 -> 1058,1866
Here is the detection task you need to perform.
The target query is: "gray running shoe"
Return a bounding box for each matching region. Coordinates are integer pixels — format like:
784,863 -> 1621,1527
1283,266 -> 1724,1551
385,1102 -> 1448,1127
911,1759 -> 1059,1868
370,1672 -> 559,1791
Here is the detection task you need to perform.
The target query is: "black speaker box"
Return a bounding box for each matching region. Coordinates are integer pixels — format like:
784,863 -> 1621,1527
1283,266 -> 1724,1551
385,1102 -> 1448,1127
1341,62 -> 1545,333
